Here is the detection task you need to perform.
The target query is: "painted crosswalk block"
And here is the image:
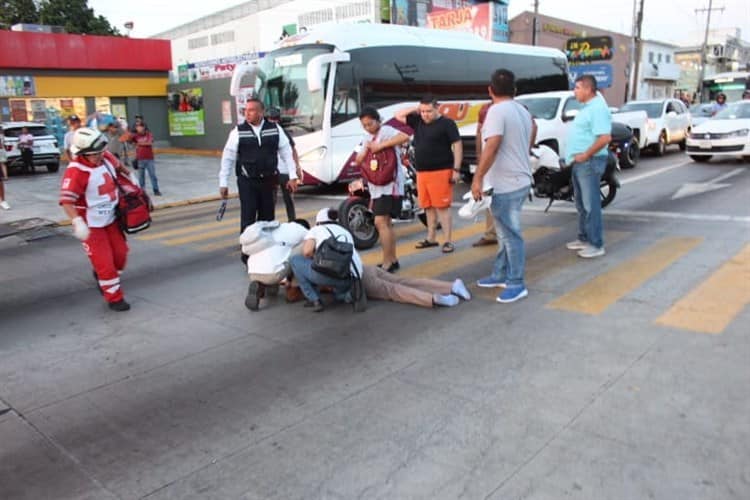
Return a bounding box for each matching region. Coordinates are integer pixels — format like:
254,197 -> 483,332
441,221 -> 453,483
136,203 -> 748,335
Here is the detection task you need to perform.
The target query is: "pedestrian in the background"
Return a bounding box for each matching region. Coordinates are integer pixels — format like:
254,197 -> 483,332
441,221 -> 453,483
395,96 -> 462,253
59,127 -> 131,311
742,89 -> 750,100
711,93 -> 728,116
219,98 -> 297,240
472,101 -> 498,247
354,106 -> 410,272
131,123 -> 162,196
17,126 -> 34,175
0,125 -> 8,181
130,114 -> 145,133
63,115 -> 82,162
564,74 -> 612,259
105,122 -> 126,161
0,126 -> 8,209
472,69 -> 537,303
266,107 -> 300,221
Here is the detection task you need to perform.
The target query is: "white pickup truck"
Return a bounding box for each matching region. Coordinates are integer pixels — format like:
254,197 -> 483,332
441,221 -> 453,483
515,90 -> 648,169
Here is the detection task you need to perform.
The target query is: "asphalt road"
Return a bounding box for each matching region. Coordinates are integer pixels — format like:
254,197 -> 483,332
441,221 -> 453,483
1,150 -> 749,500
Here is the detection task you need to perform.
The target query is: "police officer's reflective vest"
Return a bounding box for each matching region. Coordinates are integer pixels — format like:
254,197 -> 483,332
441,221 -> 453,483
235,120 -> 280,179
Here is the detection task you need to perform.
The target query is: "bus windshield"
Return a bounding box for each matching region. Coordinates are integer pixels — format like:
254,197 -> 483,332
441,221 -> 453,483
701,73 -> 749,102
255,45 -> 334,136
516,97 -> 561,120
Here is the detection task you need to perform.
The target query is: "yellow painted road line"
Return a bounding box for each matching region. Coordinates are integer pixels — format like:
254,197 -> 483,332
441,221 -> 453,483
161,209 -> 319,248
142,208 -> 317,243
360,222 -> 485,266
655,243 -> 750,334
472,230 -> 631,302
137,217 -> 240,241
547,237 -> 703,316
202,219 -> 425,254
401,226 -> 559,279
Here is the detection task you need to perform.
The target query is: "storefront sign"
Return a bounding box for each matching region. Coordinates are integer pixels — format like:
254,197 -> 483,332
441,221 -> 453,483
222,100 -> 233,124
10,100 -> 28,121
569,63 -> 614,88
168,88 -> 205,136
0,75 -> 36,97
426,4 -> 490,40
542,23 -> 583,38
30,99 -> 47,121
566,36 -> 614,63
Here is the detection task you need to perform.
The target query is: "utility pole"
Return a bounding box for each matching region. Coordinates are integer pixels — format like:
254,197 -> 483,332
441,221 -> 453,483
625,0 -> 638,102
630,0 -> 645,101
532,0 -> 539,46
695,1 -> 725,100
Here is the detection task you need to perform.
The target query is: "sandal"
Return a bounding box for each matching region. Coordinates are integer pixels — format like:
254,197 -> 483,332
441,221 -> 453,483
442,242 -> 455,253
415,239 -> 439,249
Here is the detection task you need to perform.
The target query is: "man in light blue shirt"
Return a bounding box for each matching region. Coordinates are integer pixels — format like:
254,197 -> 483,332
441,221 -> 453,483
564,75 -> 611,258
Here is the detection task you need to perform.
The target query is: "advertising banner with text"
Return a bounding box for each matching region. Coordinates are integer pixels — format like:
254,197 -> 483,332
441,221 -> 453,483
168,88 -> 205,136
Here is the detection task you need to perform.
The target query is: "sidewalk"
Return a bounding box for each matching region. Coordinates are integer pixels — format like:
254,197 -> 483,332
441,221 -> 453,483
0,151 -> 223,236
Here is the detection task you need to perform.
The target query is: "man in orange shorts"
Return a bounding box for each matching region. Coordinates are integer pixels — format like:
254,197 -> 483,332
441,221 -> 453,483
396,97 -> 462,253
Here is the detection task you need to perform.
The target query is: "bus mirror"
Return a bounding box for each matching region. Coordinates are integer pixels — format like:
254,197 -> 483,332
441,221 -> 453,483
230,61 -> 260,97
307,51 -> 351,93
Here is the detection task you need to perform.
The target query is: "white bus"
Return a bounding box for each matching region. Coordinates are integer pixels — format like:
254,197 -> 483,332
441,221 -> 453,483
231,23 -> 570,185
701,71 -> 750,103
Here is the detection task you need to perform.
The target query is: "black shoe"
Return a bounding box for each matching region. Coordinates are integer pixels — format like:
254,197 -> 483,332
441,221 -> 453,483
377,261 -> 400,273
311,300 -> 324,312
108,299 -> 130,311
153,191 -> 163,196
245,281 -> 262,311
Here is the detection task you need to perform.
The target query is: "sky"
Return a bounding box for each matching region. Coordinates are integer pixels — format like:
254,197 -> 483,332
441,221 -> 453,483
89,0 -> 750,46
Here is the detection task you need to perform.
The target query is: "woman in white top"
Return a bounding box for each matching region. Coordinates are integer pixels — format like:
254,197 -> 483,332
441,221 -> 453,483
353,107 -> 409,273
289,207 -> 363,312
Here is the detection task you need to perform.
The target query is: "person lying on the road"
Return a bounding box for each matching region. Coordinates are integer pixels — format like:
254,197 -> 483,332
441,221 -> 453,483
361,265 -> 471,308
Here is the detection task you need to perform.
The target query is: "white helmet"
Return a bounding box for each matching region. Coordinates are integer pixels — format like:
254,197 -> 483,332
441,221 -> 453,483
70,127 -> 108,156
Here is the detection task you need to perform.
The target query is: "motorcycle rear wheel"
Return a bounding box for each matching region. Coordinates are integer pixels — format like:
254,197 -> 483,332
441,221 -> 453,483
600,180 -> 617,208
338,197 -> 379,250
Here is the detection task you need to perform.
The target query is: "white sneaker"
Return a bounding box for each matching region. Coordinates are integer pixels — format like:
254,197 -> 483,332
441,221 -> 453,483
578,245 -> 606,258
566,239 -> 587,250
0,200 -> 10,210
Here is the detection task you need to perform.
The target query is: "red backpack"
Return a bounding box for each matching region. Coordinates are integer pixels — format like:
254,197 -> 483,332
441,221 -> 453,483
359,138 -> 398,186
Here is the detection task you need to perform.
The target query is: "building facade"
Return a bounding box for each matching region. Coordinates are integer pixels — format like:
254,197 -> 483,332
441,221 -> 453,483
0,30 -> 172,142
632,40 -> 681,100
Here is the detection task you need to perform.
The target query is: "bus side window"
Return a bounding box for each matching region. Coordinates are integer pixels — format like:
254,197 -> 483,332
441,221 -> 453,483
332,63 -> 360,126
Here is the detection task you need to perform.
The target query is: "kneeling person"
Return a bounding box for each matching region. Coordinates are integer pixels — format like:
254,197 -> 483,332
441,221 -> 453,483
289,208 -> 363,312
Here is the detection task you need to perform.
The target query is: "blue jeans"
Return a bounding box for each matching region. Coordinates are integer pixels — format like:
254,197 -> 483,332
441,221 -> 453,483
489,185 -> 530,288
290,255 -> 352,302
137,159 -> 160,193
572,156 -> 606,248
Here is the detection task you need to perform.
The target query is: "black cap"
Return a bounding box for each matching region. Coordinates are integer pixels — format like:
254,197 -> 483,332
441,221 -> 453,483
267,107 -> 281,120
69,114 -> 80,122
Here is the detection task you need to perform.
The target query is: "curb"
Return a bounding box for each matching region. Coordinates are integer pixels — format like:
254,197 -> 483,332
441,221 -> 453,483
54,193 -> 239,227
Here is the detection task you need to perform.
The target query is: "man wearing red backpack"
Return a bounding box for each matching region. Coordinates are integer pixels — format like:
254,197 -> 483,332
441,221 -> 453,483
59,128 -> 132,311
353,107 -> 409,272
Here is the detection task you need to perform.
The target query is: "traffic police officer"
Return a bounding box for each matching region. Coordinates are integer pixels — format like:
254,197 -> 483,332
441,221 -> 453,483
219,98 -> 298,236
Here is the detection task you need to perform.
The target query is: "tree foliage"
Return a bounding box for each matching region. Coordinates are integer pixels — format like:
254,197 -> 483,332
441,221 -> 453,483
0,0 -> 39,27
1,0 -> 120,36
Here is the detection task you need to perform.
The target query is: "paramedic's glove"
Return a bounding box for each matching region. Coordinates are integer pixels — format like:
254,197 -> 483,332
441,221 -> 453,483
72,216 -> 90,241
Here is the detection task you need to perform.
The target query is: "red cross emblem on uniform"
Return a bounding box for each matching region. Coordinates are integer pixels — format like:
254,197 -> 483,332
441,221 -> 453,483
98,172 -> 117,201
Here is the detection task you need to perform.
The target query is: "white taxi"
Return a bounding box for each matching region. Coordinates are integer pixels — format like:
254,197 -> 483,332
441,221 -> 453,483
686,101 -> 750,162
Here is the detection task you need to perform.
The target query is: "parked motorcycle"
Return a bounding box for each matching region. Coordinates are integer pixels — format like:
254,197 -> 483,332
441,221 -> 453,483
531,144 -> 620,212
338,148 -> 428,249
610,121 -> 640,169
